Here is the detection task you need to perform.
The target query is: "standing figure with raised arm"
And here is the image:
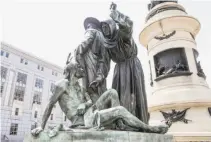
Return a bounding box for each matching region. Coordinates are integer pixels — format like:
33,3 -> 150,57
101,3 -> 149,124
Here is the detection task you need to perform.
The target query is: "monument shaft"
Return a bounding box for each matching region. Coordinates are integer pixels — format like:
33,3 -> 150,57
139,1 -> 211,141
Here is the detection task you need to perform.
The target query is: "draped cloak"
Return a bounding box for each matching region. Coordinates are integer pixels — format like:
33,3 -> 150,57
102,10 -> 149,124
75,28 -> 110,103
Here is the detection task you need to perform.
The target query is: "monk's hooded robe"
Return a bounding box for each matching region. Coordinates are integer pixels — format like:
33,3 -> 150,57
102,10 -> 149,124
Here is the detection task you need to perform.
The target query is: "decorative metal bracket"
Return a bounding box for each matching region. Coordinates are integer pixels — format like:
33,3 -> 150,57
160,108 -> 191,127
208,107 -> 211,116
196,61 -> 206,79
190,33 -> 195,40
149,61 -> 153,86
155,31 -> 176,40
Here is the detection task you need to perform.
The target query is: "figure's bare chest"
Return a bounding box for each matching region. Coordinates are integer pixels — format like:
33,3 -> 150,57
64,84 -> 85,102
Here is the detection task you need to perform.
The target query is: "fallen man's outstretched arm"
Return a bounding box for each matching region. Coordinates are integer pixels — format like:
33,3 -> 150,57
31,84 -> 64,136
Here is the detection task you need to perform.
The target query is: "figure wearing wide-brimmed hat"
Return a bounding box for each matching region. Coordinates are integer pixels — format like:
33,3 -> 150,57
75,17 -> 110,102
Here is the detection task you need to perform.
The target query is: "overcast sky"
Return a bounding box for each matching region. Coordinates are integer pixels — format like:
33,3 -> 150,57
2,0 -> 211,94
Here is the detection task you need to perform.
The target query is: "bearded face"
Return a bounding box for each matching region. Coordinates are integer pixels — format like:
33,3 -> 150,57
101,22 -> 111,38
74,65 -> 85,78
101,20 -> 117,40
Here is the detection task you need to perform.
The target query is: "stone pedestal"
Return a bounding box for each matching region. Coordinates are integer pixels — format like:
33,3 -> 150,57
24,130 -> 173,142
139,2 -> 211,142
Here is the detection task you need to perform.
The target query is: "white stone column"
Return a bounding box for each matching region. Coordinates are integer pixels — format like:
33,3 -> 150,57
139,2 -> 211,141
4,69 -> 16,106
23,72 -> 34,109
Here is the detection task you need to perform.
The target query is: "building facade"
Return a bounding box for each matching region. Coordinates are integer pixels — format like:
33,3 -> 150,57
1,42 -> 70,142
139,1 -> 211,141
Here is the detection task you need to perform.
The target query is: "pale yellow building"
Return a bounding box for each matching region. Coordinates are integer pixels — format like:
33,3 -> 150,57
1,42 -> 70,142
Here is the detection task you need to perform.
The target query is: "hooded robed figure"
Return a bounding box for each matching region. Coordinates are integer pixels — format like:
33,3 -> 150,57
101,3 -> 148,124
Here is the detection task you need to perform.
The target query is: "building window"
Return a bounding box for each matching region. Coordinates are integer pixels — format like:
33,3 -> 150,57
20,58 -> 28,65
0,84 -> 4,94
33,91 -> 42,104
0,82 -> 5,97
50,114 -> 53,120
33,78 -> 43,105
37,65 -> 44,71
50,83 -> 55,93
20,58 -> 24,63
15,108 -> 19,116
14,72 -> 27,101
35,78 -> 43,88
1,66 -> 8,80
52,71 -> 58,76
14,86 -> 25,101
34,111 -> 38,118
1,50 -> 4,56
10,123 -> 18,135
64,116 -> 66,121
5,52 -> 9,58
1,66 -> 8,97
16,72 -> 27,85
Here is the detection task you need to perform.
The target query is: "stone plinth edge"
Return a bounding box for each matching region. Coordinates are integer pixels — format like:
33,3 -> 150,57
24,130 -> 173,142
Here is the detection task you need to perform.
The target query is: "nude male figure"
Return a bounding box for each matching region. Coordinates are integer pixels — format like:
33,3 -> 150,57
31,61 -> 168,136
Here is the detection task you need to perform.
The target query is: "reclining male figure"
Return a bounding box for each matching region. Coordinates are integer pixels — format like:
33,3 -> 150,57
31,61 -> 168,136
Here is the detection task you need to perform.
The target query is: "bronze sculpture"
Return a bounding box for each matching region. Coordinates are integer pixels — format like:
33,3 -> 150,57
30,3 -> 170,139
101,3 -> 149,124
75,17 -> 110,103
31,60 -> 168,137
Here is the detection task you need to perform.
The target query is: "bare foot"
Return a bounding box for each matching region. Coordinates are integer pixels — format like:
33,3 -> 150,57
156,125 -> 169,134
116,119 -> 126,130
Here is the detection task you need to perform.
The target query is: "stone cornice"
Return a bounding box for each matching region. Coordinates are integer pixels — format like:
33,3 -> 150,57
146,6 -> 187,22
148,101 -> 211,112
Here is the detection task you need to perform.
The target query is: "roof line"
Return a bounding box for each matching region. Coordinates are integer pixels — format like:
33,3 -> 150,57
1,42 -> 63,72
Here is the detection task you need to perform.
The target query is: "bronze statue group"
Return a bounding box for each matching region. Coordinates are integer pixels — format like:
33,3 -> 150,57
31,3 -> 169,137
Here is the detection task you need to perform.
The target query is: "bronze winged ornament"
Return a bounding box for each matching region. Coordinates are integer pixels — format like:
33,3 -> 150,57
160,108 -> 191,127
